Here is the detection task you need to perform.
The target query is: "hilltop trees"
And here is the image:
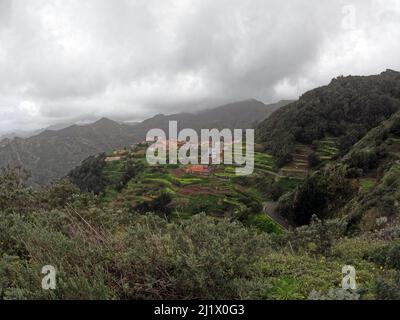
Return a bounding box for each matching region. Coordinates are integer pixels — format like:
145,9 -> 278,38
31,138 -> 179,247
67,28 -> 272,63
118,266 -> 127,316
257,70 -> 400,167
68,153 -> 108,195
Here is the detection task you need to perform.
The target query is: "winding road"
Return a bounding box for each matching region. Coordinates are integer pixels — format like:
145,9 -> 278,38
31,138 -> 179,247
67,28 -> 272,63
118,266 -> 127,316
263,201 -> 291,230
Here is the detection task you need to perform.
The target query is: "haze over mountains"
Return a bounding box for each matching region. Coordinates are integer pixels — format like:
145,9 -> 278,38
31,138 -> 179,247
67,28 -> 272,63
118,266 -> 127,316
129,99 -> 291,137
1,69 -> 399,187
0,122 -> 77,141
0,99 -> 290,185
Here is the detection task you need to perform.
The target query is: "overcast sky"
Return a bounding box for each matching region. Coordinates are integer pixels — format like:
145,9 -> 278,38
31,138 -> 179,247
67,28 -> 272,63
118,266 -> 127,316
1,0 -> 400,133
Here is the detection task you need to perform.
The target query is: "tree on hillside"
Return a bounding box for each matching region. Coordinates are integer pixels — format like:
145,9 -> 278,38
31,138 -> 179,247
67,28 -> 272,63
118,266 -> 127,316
68,153 -> 108,195
257,70 -> 400,167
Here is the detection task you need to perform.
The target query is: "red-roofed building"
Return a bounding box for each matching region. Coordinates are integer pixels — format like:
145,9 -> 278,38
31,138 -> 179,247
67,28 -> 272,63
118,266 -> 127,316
185,165 -> 213,176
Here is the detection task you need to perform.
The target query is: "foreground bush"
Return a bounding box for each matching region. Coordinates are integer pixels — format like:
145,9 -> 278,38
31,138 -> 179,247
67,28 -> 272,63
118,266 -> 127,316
0,168 -> 399,300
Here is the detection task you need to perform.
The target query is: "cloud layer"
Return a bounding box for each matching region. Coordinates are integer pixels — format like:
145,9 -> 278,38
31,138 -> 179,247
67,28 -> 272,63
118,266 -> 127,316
1,0 -> 400,133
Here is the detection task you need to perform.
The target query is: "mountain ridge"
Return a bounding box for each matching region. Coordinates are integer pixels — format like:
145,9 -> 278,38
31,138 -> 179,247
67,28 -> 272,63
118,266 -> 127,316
256,69 -> 400,166
0,99 -> 288,185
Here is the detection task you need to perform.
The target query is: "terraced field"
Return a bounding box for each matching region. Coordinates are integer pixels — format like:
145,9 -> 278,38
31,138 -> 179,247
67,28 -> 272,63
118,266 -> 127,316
253,152 -> 281,177
315,137 -> 339,161
275,138 -> 339,179
99,147 -> 284,233
387,135 -> 400,158
98,139 -> 340,233
280,144 -> 312,178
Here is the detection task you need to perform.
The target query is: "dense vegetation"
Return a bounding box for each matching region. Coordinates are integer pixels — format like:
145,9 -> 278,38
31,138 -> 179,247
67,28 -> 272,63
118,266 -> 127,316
1,71 -> 400,300
257,70 -> 400,166
278,110 -> 400,231
68,153 -> 109,195
1,167 -> 400,300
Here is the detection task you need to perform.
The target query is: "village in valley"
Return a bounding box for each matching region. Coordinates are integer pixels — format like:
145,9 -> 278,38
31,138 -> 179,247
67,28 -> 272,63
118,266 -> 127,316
95,137 -> 312,233
105,138 -> 241,177
92,130 -> 346,233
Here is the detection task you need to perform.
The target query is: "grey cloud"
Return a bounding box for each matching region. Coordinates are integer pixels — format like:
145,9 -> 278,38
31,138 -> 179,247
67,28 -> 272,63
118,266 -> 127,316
1,0 -> 400,133
0,0 -> 12,23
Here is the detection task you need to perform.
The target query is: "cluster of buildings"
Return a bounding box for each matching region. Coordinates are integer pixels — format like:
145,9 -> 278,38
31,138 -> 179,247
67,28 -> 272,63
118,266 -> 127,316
105,149 -> 129,162
104,140 -> 223,177
105,136 -> 245,177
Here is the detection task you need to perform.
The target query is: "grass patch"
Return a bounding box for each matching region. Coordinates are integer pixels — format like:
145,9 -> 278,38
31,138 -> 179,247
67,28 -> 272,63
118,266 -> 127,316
360,178 -> 376,192
250,213 -> 284,234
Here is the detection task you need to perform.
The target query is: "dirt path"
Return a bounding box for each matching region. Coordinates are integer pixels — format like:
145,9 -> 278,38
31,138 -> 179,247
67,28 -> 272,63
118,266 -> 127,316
263,201 -> 291,230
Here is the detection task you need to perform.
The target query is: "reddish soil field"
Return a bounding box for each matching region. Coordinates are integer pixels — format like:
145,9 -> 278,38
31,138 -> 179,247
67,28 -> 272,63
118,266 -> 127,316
178,184 -> 227,196
171,168 -> 185,177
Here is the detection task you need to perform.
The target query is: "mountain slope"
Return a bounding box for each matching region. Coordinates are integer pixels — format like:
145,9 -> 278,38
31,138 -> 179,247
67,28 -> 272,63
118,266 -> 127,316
0,100 -> 289,185
278,109 -> 400,228
0,118 -> 137,185
257,70 -> 400,166
128,99 -> 291,140
339,110 -> 400,231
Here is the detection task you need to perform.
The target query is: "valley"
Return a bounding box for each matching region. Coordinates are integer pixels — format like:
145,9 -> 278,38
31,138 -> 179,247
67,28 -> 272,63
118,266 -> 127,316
0,100 -> 290,185
69,143 -> 300,234
1,70 -> 400,300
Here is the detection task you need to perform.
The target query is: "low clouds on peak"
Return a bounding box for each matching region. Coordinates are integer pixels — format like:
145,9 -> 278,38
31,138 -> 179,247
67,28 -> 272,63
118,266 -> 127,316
1,0 -> 400,133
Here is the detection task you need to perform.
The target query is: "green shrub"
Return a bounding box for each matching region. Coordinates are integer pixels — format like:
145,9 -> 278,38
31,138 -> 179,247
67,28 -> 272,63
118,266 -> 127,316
308,152 -> 321,168
250,213 -> 284,234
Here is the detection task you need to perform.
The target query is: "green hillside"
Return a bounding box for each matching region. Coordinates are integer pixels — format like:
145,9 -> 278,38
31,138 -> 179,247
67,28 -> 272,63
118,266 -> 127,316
68,145 -> 288,234
1,71 -> 400,300
278,110 -> 400,229
257,69 -> 400,167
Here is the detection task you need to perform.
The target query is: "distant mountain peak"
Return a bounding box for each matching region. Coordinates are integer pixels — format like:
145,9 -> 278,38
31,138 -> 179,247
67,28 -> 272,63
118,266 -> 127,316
0,99 -> 291,185
383,68 -> 399,75
90,118 -> 122,131
93,117 -> 117,125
